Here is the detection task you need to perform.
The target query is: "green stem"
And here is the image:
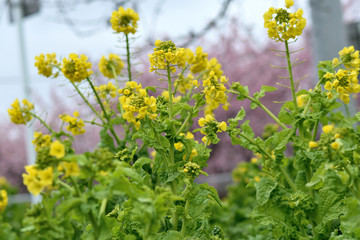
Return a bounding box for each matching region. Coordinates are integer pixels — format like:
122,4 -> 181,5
83,120 -> 103,127
69,176 -> 81,197
167,64 -> 173,119
111,66 -> 120,91
70,81 -> 104,122
98,198 -> 108,219
58,181 -> 74,192
312,119 -> 320,141
87,78 -> 121,146
344,102 -> 351,118
227,89 -> 287,129
246,95 -> 288,129
30,112 -> 55,135
125,34 -> 132,82
239,132 -> 296,192
181,199 -> 190,237
284,40 -> 298,111
175,92 -> 206,136
88,211 -> 101,239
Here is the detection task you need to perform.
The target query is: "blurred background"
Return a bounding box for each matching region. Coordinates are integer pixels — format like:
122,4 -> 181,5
1,0 -> 360,196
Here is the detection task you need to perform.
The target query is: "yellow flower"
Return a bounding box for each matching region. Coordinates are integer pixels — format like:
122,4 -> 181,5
110,7 -> 139,34
331,142 -> 340,150
188,47 -> 208,74
61,53 -> 93,83
0,190 -> 8,212
38,167 -> 54,186
202,71 -> 229,115
58,162 -> 80,178
34,53 -> 59,77
149,40 -> 187,74
296,94 -> 309,107
22,165 -> 53,195
32,132 -> 51,151
334,133 -> 341,139
119,82 -> 157,127
98,53 -> 124,78
49,141 -> 65,159
254,176 -> 261,183
59,112 -> 86,135
8,98 -> 34,125
217,121 -> 227,132
322,125 -> 334,134
264,2 -> 306,41
251,157 -> 258,164
95,82 -> 118,99
309,141 -> 319,148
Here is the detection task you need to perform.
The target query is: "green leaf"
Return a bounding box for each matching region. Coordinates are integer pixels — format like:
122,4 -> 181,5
155,231 -> 183,240
241,121 -> 255,140
146,86 -> 156,93
315,189 -> 345,235
340,198 -> 360,238
306,162 -> 334,190
255,177 -> 277,205
278,107 -> 295,125
261,85 -> 277,92
355,112 -> 360,122
265,129 -> 293,151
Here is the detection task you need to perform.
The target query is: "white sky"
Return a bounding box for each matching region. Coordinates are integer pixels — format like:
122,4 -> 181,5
0,0 -> 310,120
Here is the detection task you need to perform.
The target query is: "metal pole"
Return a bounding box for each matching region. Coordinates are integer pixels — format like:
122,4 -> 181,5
13,0 -> 40,203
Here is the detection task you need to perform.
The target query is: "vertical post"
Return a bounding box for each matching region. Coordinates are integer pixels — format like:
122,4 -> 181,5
310,0 -> 355,114
13,0 -> 39,203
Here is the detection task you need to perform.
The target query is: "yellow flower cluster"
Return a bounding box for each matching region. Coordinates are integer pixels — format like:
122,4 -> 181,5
308,141 -> 319,148
263,0 -> 306,41
34,53 -> 59,78
183,162 -> 201,176
202,71 -> 229,115
59,111 -> 86,135
8,98 -> 34,125
98,53 -> 124,79
0,190 -> 7,212
95,82 -> 117,99
58,162 -> 80,178
61,53 -> 93,83
177,74 -> 199,94
174,132 -> 195,151
49,140 -> 65,159
338,46 -> 360,69
22,165 -> 53,195
324,46 -> 360,104
175,132 -> 199,161
110,7 -> 139,34
188,47 -> 209,74
207,58 -> 223,78
149,40 -> 187,73
198,114 -> 227,145
32,132 -> 51,151
323,69 -> 360,104
119,81 -> 157,128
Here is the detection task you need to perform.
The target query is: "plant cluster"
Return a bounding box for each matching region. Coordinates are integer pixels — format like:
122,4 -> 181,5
2,1 -> 360,239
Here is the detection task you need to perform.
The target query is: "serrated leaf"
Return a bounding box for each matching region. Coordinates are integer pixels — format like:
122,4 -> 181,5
306,162 -> 333,190
278,107 -> 295,125
255,177 -> 277,205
